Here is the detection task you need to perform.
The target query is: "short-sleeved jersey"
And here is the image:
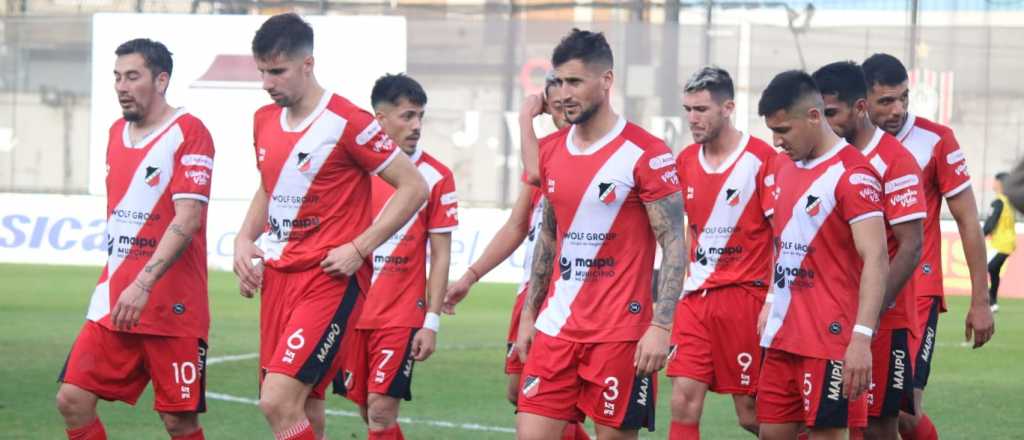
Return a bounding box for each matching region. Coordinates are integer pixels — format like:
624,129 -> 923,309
357,148 -> 459,329
534,117 -> 681,343
676,133 -> 778,294
861,128 -> 927,332
87,109 -> 215,340
253,92 -> 400,271
760,142 -> 884,360
895,114 -> 972,299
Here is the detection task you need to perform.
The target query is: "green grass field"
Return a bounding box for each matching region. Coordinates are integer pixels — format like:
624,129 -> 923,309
0,263 -> 1020,439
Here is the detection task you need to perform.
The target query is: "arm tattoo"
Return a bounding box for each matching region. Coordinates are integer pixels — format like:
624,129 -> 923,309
526,199 -> 558,313
645,193 -> 686,327
141,222 -> 194,282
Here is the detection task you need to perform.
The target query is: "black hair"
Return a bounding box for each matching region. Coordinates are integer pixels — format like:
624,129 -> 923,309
551,28 -> 613,70
371,73 -> 428,110
811,61 -> 866,106
684,66 -> 735,102
862,53 -> 908,88
996,172 -> 1009,183
252,13 -> 314,60
115,38 -> 173,78
758,70 -> 821,117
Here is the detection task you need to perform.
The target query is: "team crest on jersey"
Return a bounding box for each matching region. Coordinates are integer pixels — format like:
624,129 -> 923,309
144,166 -> 161,187
296,152 -> 312,172
343,370 -> 354,389
598,182 -> 617,205
725,188 -> 740,207
628,301 -> 642,314
805,195 -> 821,216
522,375 -> 541,398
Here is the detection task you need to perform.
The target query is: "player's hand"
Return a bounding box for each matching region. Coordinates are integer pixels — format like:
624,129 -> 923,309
111,278 -> 152,331
442,275 -> 474,315
634,325 -> 671,376
519,94 -> 545,121
233,239 -> 264,296
320,242 -> 365,277
757,301 -> 771,336
411,328 -> 437,361
841,333 -> 872,400
516,309 -> 537,363
965,302 -> 995,348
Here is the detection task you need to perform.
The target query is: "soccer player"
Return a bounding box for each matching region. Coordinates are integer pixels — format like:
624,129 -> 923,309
329,73 -> 458,440
812,61 -> 927,440
232,14 -> 427,440
56,38 -> 214,440
755,70 -> 889,440
443,75 -> 590,440
983,172 -> 1014,313
861,53 -> 995,440
515,28 -> 686,440
667,66 -> 776,439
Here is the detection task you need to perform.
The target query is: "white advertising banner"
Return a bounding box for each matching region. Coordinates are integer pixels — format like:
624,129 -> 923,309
0,193 -> 529,283
89,13 -> 407,199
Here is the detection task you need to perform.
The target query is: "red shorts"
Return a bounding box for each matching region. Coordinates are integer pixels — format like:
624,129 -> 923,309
332,327 -> 419,407
909,296 -> 941,390
505,291 -> 527,375
59,321 -> 207,413
868,328 -> 914,417
667,284 -> 764,395
259,266 -> 362,400
756,349 -> 868,429
517,332 -> 656,431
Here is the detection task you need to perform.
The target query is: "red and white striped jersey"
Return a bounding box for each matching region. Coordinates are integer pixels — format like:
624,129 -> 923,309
88,109 -> 215,339
253,92 -> 400,272
860,127 -> 927,332
760,142 -> 884,360
534,117 -> 681,343
895,114 -> 972,305
357,148 -> 458,329
676,133 -> 778,294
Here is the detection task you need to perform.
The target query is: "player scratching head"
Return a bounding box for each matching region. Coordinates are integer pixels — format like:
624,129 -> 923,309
114,38 -> 173,124
683,66 -> 737,145
252,13 -> 318,109
812,61 -> 876,145
862,53 -> 910,136
542,70 -> 568,129
371,73 -> 427,155
759,69 -> 840,162
550,28 -> 614,126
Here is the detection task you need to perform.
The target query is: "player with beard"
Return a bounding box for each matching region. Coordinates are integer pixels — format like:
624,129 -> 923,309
516,28 -> 686,440
56,38 -> 214,440
861,53 -> 995,440
813,61 -> 927,440
667,66 -> 777,439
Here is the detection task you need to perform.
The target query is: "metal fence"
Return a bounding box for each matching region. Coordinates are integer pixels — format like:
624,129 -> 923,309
1,2 -> 1023,215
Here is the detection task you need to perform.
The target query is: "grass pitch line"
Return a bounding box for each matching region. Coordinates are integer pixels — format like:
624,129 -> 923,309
207,352 -> 259,365
206,391 -> 516,434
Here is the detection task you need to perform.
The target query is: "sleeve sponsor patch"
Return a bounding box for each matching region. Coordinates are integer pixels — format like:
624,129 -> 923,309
763,174 -> 775,187
180,154 -> 214,169
648,153 -> 674,170
849,173 -> 881,191
185,169 -> 211,186
356,120 -> 382,146
372,134 -> 396,153
946,149 -> 966,165
884,174 -> 920,193
440,191 -> 458,205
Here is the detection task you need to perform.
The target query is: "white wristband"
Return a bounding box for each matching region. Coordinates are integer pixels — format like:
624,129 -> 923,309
423,312 -> 440,333
765,293 -> 775,304
853,324 -> 874,337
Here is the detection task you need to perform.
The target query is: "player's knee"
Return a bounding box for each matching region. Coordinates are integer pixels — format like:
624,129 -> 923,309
258,393 -> 298,422
506,382 -> 520,406
670,388 -> 702,421
159,412 -> 199,437
367,398 -> 399,428
55,387 -> 91,418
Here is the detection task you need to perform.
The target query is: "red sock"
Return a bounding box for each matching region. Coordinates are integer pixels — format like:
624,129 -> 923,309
275,420 -> 315,440
902,414 -> 938,440
368,424 -> 404,440
669,421 -> 700,440
66,417 -> 106,440
172,428 -> 205,440
849,427 -> 865,440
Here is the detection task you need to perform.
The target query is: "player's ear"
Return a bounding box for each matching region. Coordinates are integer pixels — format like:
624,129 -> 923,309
156,71 -> 170,95
601,68 -> 614,92
854,98 -> 868,116
722,99 -> 736,117
303,54 -> 315,75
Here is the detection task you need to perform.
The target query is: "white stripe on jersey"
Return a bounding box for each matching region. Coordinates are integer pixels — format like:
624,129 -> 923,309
87,123 -> 184,321
535,141 -> 644,337
897,114 -> 941,170
370,159 -> 444,284
683,151 -> 764,293
869,155 -> 888,176
760,162 -> 846,348
517,195 -> 546,294
260,112 -> 348,262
